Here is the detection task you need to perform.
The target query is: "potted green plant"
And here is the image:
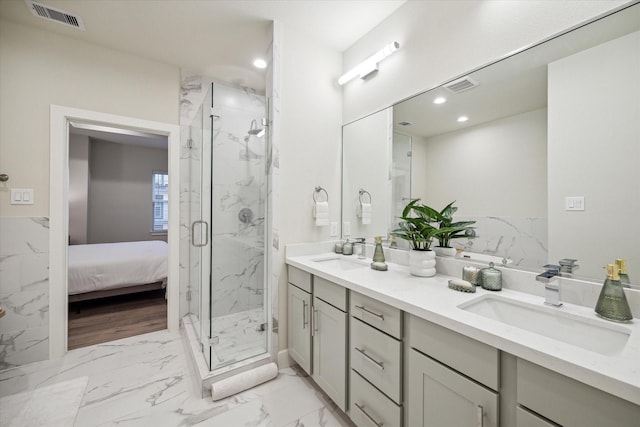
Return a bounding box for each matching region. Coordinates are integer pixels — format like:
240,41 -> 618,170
433,201 -> 476,257
391,199 -> 449,277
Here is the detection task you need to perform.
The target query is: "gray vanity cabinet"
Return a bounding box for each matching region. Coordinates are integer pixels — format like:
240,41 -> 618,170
312,276 -> 348,412
287,266 -> 313,374
406,314 -> 499,427
517,359 -> 640,427
287,267 -> 348,411
349,292 -> 404,427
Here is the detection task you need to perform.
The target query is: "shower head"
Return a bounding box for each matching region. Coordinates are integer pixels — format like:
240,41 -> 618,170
248,119 -> 265,136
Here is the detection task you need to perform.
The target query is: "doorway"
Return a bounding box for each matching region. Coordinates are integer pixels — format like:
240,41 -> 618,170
49,106 -> 180,359
66,123 -> 169,349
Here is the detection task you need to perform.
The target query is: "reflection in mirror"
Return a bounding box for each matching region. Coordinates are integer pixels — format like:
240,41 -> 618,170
343,3 -> 639,284
342,108 -> 393,240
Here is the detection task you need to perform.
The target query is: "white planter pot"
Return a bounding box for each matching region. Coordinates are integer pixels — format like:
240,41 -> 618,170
433,246 -> 457,257
409,250 -> 436,277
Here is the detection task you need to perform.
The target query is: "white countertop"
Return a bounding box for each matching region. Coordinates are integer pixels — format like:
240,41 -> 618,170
286,248 -> 640,406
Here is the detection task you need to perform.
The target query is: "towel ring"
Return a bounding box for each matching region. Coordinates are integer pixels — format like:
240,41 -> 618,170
313,186 -> 328,203
359,189 -> 372,204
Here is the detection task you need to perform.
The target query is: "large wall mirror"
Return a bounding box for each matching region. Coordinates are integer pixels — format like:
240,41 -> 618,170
341,3 -> 639,284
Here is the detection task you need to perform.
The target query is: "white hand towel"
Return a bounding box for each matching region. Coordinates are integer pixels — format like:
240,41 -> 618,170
315,201 -> 329,226
361,203 -> 372,225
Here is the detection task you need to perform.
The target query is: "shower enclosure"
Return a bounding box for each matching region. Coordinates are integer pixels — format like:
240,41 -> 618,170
188,81 -> 269,372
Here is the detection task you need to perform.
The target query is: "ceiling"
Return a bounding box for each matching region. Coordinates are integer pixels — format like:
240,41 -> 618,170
393,2 -> 640,139
0,0 -> 407,91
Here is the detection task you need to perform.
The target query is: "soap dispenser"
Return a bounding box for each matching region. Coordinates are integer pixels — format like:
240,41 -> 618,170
616,259 -> 631,288
371,236 -> 388,271
595,264 -> 633,322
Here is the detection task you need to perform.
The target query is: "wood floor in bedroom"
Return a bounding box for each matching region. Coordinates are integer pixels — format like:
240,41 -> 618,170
67,289 -> 167,350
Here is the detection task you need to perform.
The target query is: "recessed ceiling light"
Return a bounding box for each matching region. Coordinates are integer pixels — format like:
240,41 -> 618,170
253,58 -> 267,69
457,116 -> 469,123
433,97 -> 447,104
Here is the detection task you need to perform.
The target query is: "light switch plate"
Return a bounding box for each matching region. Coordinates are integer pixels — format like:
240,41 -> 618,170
565,196 -> 585,211
329,222 -> 338,237
11,188 -> 34,205
343,221 -> 351,236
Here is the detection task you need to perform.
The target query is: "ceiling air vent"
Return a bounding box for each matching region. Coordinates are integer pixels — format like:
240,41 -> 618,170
443,76 -> 479,94
25,0 -> 85,30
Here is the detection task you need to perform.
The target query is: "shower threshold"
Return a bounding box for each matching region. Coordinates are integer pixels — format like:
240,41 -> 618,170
182,314 -> 272,398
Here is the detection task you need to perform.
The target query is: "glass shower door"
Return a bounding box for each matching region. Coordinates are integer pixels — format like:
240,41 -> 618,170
202,82 -> 269,371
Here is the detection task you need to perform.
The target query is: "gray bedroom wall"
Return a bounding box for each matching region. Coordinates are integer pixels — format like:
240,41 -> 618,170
88,139 -> 168,244
69,133 -> 90,245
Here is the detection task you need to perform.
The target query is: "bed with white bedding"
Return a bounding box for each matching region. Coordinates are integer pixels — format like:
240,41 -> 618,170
68,240 -> 168,302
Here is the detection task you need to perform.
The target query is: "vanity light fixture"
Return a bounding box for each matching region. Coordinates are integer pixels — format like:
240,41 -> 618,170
433,97 -> 447,105
338,41 -> 400,86
457,116 -> 469,123
253,58 -> 267,69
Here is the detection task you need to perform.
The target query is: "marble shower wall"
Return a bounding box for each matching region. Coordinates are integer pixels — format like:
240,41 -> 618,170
0,217 -> 50,369
180,72 -> 268,321
456,216 -> 548,270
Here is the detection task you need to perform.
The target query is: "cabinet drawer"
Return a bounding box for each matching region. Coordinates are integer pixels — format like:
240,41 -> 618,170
314,276 -> 347,311
350,370 -> 401,427
517,359 -> 640,427
288,265 -> 311,293
516,407 -> 559,427
351,291 -> 402,338
351,318 -> 402,404
407,314 -> 498,390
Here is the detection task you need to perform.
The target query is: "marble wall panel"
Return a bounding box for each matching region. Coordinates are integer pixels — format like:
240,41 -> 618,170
0,217 -> 50,369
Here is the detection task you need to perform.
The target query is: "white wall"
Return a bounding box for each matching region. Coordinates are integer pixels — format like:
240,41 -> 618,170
342,1 -> 628,123
548,31 -> 640,280
412,108 -> 547,218
277,25 -> 343,351
68,134 -> 90,244
87,139 -> 168,244
0,19 -> 180,217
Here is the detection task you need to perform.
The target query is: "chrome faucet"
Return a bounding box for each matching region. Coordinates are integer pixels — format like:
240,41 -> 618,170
352,238 -> 366,259
536,264 -> 562,307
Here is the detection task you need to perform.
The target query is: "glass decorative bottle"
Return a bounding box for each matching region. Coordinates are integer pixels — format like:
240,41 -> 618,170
595,264 -> 633,322
371,236 -> 388,271
616,259 -> 631,288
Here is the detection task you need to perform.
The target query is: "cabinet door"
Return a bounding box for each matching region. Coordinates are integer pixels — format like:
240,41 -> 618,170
288,283 -> 312,374
313,297 -> 347,411
408,349 -> 498,427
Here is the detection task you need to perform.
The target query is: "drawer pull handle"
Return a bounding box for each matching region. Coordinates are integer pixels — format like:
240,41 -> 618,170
354,305 -> 385,321
476,405 -> 483,427
355,403 -> 383,427
355,347 -> 385,370
302,300 -> 308,329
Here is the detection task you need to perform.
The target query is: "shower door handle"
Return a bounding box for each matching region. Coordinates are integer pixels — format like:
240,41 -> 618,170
191,220 -> 209,247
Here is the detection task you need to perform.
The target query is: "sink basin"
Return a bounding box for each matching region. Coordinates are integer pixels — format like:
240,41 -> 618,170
458,295 -> 631,356
311,256 -> 369,271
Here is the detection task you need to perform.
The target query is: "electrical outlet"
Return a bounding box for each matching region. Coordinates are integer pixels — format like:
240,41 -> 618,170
330,222 -> 338,237
343,221 -> 351,236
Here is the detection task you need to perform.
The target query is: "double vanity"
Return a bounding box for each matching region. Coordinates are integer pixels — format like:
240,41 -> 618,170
286,242 -> 640,427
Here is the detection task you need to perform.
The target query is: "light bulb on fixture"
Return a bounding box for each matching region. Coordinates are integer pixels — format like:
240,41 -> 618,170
253,58 -> 267,69
338,41 -> 400,86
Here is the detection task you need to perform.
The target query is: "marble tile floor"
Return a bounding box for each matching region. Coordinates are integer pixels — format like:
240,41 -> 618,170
0,329 -> 355,427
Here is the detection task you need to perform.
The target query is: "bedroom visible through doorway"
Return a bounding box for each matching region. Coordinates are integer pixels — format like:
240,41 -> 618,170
66,122 -> 169,349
